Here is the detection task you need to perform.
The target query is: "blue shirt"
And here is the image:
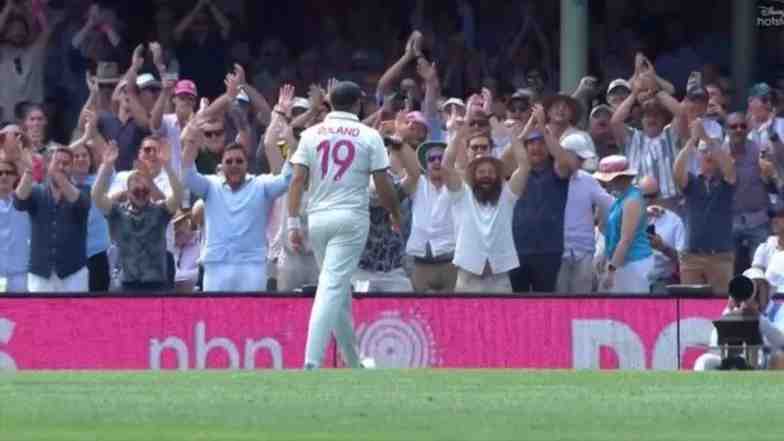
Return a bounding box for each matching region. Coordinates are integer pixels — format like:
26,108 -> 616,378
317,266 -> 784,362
80,175 -> 111,258
183,164 -> 292,264
605,186 -> 652,264
512,164 -> 570,256
683,174 -> 735,253
13,183 -> 91,278
0,196 -> 30,276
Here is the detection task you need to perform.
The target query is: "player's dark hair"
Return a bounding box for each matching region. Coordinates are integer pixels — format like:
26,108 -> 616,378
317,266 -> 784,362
329,81 -> 363,112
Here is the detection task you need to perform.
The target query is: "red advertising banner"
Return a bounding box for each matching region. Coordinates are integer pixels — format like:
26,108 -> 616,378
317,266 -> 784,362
0,297 -> 728,371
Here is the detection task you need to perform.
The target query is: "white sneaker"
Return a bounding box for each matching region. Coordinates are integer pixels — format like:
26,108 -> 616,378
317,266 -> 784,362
360,357 -> 376,369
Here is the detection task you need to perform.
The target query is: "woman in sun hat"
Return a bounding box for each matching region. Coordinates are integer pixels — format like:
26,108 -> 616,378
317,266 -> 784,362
594,155 -> 652,293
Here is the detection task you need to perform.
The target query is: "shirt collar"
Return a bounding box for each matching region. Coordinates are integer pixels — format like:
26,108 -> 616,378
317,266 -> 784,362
221,174 -> 252,190
325,111 -> 359,122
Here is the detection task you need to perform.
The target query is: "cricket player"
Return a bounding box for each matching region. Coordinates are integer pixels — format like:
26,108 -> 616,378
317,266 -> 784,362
289,81 -> 402,369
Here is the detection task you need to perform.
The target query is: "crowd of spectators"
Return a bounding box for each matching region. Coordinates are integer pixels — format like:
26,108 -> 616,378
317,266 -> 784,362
2,0 -> 784,297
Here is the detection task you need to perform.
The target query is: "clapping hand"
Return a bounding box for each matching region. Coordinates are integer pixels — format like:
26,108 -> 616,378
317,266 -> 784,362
276,84 -> 295,115
103,140 -> 119,166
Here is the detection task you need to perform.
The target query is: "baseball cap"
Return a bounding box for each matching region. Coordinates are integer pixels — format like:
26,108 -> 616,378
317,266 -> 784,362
237,89 -> 250,103
174,80 -> 197,97
523,129 -> 545,142
607,79 -> 631,95
136,73 -> 161,90
292,97 -> 310,111
749,82 -> 773,99
440,97 -> 466,111
510,88 -> 536,101
590,104 -> 614,119
561,132 -> 597,159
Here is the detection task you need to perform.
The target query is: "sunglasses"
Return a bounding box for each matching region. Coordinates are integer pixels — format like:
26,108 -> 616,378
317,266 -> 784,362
642,192 -> 659,200
470,120 -> 490,128
729,124 -> 748,130
427,154 -> 443,163
0,170 -> 17,177
205,130 -> 224,138
469,144 -> 491,152
224,158 -> 245,165
142,146 -> 157,154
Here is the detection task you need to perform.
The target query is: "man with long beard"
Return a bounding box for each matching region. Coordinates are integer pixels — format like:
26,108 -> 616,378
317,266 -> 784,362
442,111 -> 531,293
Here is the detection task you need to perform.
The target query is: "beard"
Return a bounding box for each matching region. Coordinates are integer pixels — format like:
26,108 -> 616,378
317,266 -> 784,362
472,179 -> 502,205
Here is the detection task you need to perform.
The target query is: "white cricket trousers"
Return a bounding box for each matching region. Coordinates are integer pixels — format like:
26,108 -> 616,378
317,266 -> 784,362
304,210 -> 369,369
28,267 -> 88,292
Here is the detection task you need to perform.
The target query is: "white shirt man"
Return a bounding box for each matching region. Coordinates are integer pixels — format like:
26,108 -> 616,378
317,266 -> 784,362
442,117 -> 532,293
288,81 -> 401,370
640,176 -> 686,293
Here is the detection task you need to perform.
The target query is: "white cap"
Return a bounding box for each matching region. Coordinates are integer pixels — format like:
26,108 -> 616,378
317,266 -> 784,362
292,97 -> 310,110
237,89 -> 250,103
607,78 -> 631,95
440,97 -> 466,110
743,268 -> 766,281
562,132 -> 597,159
136,73 -> 161,89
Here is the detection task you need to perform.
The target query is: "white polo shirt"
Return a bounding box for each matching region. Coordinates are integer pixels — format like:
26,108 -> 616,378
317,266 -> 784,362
292,111 -> 389,216
752,236 -> 784,293
406,177 -> 455,258
648,208 -> 686,282
450,183 -> 519,275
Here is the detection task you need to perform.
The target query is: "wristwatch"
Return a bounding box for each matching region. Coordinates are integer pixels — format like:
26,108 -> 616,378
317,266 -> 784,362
607,264 -> 617,273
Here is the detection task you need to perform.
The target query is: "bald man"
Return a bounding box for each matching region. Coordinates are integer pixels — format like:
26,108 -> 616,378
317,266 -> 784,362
639,176 -> 685,293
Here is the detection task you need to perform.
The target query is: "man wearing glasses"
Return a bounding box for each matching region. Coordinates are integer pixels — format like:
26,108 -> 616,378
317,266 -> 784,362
727,112 -> 777,274
181,120 -> 292,292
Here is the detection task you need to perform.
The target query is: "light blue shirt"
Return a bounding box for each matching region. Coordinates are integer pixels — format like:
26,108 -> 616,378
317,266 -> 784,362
0,196 -> 30,276
82,175 -> 111,258
183,164 -> 292,264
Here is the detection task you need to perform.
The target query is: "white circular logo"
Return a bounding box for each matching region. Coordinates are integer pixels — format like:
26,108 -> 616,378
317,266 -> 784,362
356,310 -> 439,368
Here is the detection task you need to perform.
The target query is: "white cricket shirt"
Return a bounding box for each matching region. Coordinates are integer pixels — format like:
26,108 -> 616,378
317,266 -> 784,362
292,111 -> 390,216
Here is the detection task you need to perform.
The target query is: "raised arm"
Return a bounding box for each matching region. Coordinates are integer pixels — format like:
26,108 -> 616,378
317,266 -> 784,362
377,31 -> 420,97
151,77 -> 175,132
417,57 -> 441,120
0,0 -> 13,32
674,135 -> 695,191
11,143 -> 34,202
123,44 -> 152,129
533,104 -> 577,177
507,135 -> 531,197
92,141 -> 118,215
174,0 -> 207,43
442,108 -> 469,192
241,84 -> 272,126
711,142 -> 737,184
265,84 -> 295,174
610,92 -> 636,148
158,141 -> 184,213
205,0 -> 231,40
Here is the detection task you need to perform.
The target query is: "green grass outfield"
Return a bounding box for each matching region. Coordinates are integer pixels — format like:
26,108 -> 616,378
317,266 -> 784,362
1,370 -> 781,441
